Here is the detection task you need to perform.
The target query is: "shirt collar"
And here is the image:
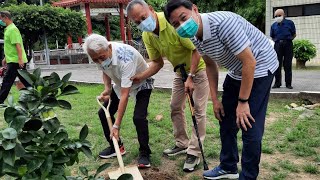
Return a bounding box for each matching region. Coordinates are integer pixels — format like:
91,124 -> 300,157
201,13 -> 212,41
157,12 -> 167,32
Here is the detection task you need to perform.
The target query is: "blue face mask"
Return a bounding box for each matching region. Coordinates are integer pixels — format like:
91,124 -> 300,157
0,20 -> 6,26
137,15 -> 156,32
176,16 -> 199,38
101,58 -> 112,70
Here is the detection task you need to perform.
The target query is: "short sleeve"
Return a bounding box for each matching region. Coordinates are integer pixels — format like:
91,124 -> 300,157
142,32 -> 161,61
218,17 -> 251,55
9,28 -> 22,45
117,47 -> 136,88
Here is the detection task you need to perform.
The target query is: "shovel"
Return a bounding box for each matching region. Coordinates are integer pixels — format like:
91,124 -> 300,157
96,98 -> 143,180
174,64 -> 209,171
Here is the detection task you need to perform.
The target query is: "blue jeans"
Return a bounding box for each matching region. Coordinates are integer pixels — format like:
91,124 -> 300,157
219,71 -> 274,180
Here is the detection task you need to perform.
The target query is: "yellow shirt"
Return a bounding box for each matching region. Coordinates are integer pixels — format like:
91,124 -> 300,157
142,12 -> 205,72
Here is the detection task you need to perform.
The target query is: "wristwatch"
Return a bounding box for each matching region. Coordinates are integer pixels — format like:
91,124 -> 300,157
238,98 -> 249,103
188,73 -> 196,78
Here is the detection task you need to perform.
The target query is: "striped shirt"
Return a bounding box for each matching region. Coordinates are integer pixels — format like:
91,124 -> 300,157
191,11 -> 279,80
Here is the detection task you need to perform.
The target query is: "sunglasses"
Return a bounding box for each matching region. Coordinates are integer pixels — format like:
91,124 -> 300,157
274,15 -> 282,18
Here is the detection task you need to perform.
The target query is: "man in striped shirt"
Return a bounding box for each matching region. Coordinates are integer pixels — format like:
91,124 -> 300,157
165,0 -> 279,179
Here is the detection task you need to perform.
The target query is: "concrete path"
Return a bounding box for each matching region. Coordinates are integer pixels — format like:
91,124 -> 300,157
31,61 -> 320,93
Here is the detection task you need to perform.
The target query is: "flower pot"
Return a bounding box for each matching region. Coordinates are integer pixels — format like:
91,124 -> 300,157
296,60 -> 306,69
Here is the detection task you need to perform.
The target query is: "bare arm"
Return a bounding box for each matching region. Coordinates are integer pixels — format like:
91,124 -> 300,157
131,57 -> 164,83
185,49 -> 201,93
15,43 -> 24,68
114,87 -> 130,127
236,47 -> 256,100
101,73 -> 112,97
235,47 -> 256,131
203,55 -> 225,121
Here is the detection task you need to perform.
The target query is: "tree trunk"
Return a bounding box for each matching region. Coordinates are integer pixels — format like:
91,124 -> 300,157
296,60 -> 306,69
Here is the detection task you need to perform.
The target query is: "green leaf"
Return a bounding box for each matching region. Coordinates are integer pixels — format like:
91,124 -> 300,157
33,68 -> 41,78
18,70 -> 34,86
43,96 -> 59,107
27,159 -> 44,173
94,163 -> 111,178
61,85 -> 79,96
117,174 -> 134,180
10,115 -> 27,131
53,156 -> 70,164
15,143 -> 26,157
80,146 -> 93,159
3,140 -> 16,150
62,72 -> 72,83
40,155 -> 53,179
4,107 -> 20,124
3,163 -> 18,176
2,128 -> 17,140
79,166 -> 88,176
8,96 -> 14,106
3,150 -> 15,166
43,118 -> 60,132
58,100 -> 72,110
23,119 -> 42,131
18,132 -> 34,143
79,124 -> 88,141
50,72 -> 61,82
54,131 -> 68,144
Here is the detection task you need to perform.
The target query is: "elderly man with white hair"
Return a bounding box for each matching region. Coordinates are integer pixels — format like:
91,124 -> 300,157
83,34 -> 154,168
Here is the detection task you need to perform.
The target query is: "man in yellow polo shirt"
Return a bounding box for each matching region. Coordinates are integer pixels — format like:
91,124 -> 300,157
0,11 -> 29,104
127,0 -> 209,172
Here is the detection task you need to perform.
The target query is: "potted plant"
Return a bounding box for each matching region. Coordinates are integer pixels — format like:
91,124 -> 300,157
293,39 -> 317,69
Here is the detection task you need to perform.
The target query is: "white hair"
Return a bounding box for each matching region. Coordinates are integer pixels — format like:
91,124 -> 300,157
82,34 -> 109,54
126,0 -> 148,15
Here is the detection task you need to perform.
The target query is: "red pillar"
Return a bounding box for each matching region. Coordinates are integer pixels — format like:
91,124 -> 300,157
119,3 -> 125,43
85,3 -> 92,35
67,35 -> 73,49
78,36 -> 83,45
105,15 -> 111,41
125,16 -> 132,43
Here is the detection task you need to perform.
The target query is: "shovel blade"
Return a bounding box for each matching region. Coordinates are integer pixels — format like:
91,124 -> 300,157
108,166 -> 143,180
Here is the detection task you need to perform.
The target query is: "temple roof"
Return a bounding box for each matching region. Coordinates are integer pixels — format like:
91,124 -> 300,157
53,0 -> 131,7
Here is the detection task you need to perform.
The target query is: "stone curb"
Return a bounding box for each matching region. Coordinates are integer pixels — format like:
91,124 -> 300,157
69,80 -> 320,102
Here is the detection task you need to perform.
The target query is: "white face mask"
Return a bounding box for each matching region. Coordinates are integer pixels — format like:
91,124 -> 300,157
101,57 -> 112,70
275,16 -> 284,23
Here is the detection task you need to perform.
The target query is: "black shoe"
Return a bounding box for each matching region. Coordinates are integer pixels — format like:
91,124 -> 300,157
286,85 -> 293,89
98,145 -> 126,159
138,153 -> 151,168
272,84 -> 281,89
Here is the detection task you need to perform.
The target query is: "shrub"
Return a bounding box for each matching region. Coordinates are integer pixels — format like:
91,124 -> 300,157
0,68 -> 93,179
293,39 -> 317,62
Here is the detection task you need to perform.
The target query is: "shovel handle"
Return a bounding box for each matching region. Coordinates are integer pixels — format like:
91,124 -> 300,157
97,98 -> 125,173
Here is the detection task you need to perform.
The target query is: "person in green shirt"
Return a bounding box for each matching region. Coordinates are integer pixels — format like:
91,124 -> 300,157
0,11 -> 29,104
127,0 -> 209,172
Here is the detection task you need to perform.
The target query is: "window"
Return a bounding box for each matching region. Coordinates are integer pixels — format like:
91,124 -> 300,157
274,3 -> 320,17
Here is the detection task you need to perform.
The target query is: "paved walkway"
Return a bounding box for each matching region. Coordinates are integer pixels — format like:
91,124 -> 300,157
31,61 -> 320,93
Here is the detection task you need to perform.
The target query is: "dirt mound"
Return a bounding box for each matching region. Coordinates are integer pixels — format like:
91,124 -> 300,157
141,167 -> 181,180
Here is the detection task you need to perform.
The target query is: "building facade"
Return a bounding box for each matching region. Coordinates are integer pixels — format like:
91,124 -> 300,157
266,0 -> 320,63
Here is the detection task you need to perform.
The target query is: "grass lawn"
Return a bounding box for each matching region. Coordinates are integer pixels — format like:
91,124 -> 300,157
0,84 -> 319,180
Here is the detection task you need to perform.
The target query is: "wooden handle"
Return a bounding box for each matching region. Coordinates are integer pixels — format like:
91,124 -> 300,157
97,98 -> 125,173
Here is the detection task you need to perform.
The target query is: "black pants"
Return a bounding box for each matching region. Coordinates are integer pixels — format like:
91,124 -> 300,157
98,88 -> 152,155
274,40 -> 293,86
219,71 -> 274,180
0,63 -> 30,103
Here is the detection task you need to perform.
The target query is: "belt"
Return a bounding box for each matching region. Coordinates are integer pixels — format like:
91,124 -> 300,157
277,39 -> 292,43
